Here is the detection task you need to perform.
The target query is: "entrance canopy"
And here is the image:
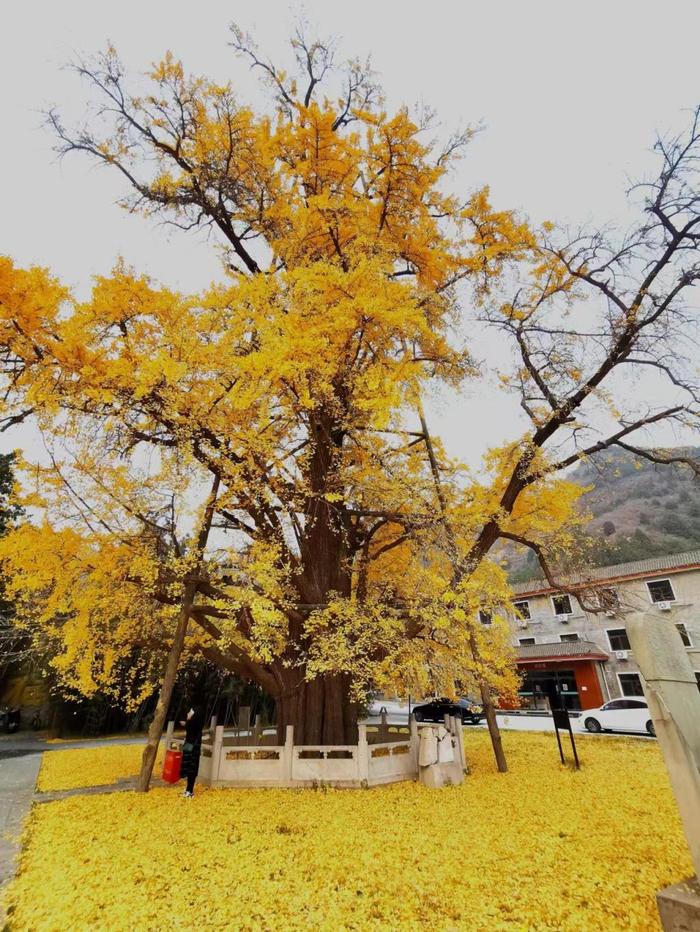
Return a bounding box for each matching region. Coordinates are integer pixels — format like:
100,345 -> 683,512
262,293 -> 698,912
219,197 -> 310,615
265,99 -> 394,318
515,640 -> 609,665
514,640 -> 609,711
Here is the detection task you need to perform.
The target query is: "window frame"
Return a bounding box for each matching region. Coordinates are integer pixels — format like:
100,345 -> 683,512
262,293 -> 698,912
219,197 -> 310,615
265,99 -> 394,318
559,633 -> 580,643
617,671 -> 645,698
512,600 -> 531,621
646,578 -> 676,604
605,698 -> 647,710
606,627 -> 631,651
518,637 -> 536,646
478,610 -> 492,626
551,594 -> 573,617
676,623 -> 693,648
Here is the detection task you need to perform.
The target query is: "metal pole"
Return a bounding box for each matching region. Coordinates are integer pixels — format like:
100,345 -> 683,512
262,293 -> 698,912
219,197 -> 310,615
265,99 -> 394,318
567,721 -> 580,769
554,723 -> 565,765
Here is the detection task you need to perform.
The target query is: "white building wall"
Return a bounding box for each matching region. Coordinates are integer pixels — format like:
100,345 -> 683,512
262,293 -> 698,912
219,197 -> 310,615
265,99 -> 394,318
510,565 -> 700,700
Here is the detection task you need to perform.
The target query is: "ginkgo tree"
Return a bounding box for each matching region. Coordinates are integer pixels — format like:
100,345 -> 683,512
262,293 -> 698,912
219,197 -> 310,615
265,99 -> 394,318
1,26 -> 698,761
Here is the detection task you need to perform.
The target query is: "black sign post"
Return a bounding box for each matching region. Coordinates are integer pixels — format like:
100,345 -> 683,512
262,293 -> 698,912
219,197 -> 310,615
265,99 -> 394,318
551,706 -> 580,770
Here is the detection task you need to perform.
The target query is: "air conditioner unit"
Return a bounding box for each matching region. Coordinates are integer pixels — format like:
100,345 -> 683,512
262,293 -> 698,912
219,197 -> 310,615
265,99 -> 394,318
516,620 -> 529,629
604,610 -> 616,618
615,650 -> 629,661
559,613 -> 572,624
657,601 -> 672,612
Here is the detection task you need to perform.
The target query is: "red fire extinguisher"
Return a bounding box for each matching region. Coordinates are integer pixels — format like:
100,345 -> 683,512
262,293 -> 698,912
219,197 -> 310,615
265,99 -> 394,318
162,748 -> 182,784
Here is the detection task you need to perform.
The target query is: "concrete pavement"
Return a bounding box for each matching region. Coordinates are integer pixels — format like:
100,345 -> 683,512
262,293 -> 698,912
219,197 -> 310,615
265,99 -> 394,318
0,748 -> 41,899
364,710 -> 655,739
0,732 -> 148,756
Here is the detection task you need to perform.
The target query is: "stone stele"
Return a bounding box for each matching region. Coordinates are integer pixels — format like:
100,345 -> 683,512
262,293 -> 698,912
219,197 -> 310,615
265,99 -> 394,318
626,611 -> 700,931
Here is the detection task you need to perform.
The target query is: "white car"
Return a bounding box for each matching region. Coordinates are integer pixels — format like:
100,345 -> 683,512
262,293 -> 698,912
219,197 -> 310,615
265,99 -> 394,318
580,698 -> 655,737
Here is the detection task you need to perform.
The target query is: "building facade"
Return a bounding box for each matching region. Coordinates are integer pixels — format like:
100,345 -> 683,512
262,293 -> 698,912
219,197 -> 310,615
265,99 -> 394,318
503,550 -> 700,711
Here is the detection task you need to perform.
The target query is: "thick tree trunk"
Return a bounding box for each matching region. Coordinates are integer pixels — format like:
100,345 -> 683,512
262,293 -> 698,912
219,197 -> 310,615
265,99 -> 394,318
276,673 -> 358,745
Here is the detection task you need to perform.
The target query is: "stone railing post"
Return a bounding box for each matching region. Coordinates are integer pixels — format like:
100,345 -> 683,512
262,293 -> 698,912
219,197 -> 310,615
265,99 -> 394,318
283,725 -> 294,785
449,715 -> 464,784
358,724 -> 369,784
163,720 -> 175,751
380,710 -> 388,742
449,715 -> 461,770
409,714 -> 419,776
210,725 -> 224,785
626,611 -> 700,928
457,716 -> 466,771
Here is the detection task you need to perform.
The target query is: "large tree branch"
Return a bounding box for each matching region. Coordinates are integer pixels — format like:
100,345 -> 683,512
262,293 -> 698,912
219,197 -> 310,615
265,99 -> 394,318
498,531 -> 603,613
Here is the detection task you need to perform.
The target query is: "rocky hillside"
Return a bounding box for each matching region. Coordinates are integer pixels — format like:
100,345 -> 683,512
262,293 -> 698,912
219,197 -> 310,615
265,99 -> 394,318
507,447 -> 700,582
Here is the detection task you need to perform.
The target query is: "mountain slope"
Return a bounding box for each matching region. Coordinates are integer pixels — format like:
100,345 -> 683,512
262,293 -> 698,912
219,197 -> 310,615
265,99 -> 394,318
506,447 -> 700,582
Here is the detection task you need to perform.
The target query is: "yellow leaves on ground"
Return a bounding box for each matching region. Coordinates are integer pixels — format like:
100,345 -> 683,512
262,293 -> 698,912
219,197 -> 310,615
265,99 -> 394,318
37,743 -> 161,792
5,732 -> 691,930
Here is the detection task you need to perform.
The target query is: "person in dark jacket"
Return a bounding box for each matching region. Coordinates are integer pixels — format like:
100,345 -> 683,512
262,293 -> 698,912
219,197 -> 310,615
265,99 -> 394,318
179,705 -> 205,798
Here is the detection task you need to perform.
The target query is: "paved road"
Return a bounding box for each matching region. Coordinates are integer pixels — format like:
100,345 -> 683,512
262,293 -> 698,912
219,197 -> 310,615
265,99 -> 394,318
0,748 -> 42,908
364,711 -> 655,740
0,732 -> 149,759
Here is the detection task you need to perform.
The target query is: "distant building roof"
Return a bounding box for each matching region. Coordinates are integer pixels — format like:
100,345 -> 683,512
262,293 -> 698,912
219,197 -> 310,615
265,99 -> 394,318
512,549 -> 700,597
515,640 -> 609,664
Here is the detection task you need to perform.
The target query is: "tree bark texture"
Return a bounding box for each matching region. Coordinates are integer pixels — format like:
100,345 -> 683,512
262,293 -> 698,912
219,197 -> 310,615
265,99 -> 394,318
274,672 -> 358,745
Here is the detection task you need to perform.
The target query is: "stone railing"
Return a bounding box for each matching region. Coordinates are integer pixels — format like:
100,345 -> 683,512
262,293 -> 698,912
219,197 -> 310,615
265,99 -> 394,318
163,715 -> 465,789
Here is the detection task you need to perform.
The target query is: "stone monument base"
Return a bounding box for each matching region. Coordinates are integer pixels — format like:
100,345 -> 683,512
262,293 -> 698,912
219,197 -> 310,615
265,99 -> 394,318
657,876 -> 700,931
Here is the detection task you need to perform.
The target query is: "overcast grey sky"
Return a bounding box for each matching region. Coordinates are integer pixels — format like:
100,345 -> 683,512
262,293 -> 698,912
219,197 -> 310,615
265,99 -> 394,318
2,0 -> 699,468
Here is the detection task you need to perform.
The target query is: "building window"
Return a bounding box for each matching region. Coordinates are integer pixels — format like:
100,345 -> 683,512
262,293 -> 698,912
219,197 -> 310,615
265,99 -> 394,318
551,594 -> 573,616
607,628 -> 631,651
518,637 -> 535,645
676,623 -> 692,647
618,672 -> 645,697
478,610 -> 492,626
513,600 -> 531,620
560,633 -> 580,643
695,672 -> 700,692
646,578 -> 675,603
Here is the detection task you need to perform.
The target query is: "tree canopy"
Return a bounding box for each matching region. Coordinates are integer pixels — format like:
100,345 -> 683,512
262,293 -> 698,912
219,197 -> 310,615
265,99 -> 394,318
0,27 -> 698,744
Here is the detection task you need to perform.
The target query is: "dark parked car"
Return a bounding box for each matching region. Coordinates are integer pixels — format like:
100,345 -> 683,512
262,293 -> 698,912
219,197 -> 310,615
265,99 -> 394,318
0,706 -> 21,733
412,698 -> 483,725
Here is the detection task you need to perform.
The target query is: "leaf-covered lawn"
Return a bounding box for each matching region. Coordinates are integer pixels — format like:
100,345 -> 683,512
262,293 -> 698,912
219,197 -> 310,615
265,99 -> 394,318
37,743 -> 161,791
5,731 -> 691,930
